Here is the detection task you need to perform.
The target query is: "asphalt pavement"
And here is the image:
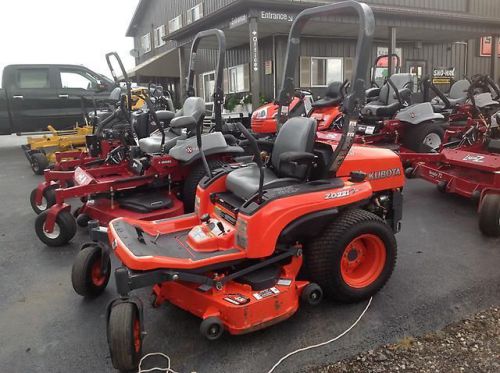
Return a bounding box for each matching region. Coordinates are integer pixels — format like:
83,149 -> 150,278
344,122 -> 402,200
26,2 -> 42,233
0,136 -> 498,373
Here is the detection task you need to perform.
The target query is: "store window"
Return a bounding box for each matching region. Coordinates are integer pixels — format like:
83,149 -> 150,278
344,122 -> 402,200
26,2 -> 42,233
300,57 -> 343,87
169,15 -> 182,33
60,70 -> 98,90
141,33 -> 151,54
187,3 -> 204,24
17,69 -> 50,89
201,71 -> 215,103
228,64 -> 250,93
154,25 -> 166,48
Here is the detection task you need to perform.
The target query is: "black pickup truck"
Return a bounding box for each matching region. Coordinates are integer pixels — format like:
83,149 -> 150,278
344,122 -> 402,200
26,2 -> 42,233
0,64 -> 116,134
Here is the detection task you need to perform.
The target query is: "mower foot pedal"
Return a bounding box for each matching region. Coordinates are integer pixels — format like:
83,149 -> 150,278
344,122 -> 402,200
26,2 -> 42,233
198,284 -> 212,292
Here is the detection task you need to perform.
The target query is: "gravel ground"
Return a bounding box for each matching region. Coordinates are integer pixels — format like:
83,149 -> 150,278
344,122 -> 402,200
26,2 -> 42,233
315,306 -> 500,373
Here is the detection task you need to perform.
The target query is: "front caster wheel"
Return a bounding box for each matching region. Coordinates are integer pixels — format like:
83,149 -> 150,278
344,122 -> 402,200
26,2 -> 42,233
30,152 -> 49,175
71,245 -> 111,297
479,193 -> 500,237
30,185 -> 57,215
35,210 -> 76,247
108,302 -> 142,372
76,213 -> 91,228
200,317 -> 224,340
301,283 -> 323,306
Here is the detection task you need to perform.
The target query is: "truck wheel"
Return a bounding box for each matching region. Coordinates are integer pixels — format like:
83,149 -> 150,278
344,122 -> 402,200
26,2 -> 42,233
72,245 -> 111,297
403,122 -> 444,153
35,210 -> 76,247
478,193 -> 500,237
30,185 -> 57,215
182,159 -> 227,212
107,302 -> 142,372
304,209 -> 397,303
30,152 -> 49,175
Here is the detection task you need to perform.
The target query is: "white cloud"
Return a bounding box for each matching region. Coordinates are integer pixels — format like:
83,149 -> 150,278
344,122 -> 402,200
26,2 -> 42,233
0,0 -> 139,83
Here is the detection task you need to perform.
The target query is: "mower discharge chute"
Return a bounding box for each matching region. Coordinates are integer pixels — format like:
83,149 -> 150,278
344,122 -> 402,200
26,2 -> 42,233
32,33 -> 243,247
73,3 -> 405,371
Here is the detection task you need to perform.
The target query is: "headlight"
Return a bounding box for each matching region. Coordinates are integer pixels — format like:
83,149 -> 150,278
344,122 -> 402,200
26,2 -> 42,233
253,108 -> 268,119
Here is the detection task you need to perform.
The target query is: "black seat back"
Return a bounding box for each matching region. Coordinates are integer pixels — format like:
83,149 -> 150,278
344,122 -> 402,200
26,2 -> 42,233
271,117 -> 317,179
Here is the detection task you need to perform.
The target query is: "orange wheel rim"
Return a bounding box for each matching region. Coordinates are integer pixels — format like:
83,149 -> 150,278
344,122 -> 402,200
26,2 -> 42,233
133,318 -> 141,353
340,234 -> 386,289
90,259 -> 105,287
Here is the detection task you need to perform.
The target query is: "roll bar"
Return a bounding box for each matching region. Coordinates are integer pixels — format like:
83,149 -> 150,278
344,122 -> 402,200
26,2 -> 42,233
371,54 -> 401,87
105,52 -> 132,113
186,29 -> 226,133
276,1 -> 375,175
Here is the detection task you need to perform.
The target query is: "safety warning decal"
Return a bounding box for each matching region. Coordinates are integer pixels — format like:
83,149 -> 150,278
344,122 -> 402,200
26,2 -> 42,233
223,294 -> 250,305
253,287 -> 280,300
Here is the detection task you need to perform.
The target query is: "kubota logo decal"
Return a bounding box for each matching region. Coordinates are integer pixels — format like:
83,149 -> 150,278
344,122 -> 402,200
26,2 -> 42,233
368,168 -> 402,180
463,155 -> 485,163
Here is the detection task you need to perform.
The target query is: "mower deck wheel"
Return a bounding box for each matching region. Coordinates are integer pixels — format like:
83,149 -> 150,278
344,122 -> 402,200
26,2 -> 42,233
72,245 -> 111,297
403,122 -> 445,153
30,152 -> 49,175
76,213 -> 91,228
107,302 -> 142,372
182,159 -> 227,212
35,210 -> 77,247
30,185 -> 57,215
478,193 -> 500,237
304,209 -> 397,303
404,167 -> 415,179
301,283 -> 323,306
437,180 -> 448,193
200,317 -> 224,340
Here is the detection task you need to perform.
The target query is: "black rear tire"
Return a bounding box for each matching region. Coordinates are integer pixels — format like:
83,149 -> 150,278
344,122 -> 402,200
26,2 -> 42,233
478,193 -> 500,237
182,159 -> 227,212
403,122 -> 445,153
35,210 -> 77,247
107,302 -> 142,372
304,209 -> 397,303
30,152 -> 49,175
72,245 -> 111,297
30,184 -> 57,215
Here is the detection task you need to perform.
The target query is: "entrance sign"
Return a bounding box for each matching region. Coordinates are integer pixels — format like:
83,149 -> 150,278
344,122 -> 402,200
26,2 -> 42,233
259,11 -> 295,22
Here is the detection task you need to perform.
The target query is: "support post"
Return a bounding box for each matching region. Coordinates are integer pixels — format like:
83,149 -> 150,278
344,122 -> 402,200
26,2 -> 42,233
249,17 -> 260,111
178,46 -> 186,100
388,27 -> 397,77
491,36 -> 499,84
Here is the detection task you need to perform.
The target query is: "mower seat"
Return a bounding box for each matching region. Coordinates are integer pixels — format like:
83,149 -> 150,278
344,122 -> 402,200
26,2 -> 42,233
432,79 -> 470,107
361,73 -> 413,118
138,97 -> 206,154
226,117 -> 317,200
312,82 -> 342,108
138,131 -> 186,154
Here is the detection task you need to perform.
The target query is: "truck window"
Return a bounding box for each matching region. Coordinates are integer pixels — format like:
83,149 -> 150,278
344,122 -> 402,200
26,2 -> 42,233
17,69 -> 50,89
60,69 -> 98,90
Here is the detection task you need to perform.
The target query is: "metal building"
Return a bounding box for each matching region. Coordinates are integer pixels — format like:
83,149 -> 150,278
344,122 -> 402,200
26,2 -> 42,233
126,0 -> 500,110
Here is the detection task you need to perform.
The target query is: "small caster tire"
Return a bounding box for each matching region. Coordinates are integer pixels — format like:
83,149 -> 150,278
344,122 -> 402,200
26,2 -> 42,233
404,167 -> 415,179
30,185 -> 57,215
30,152 -> 49,175
301,283 -> 323,306
71,245 -> 111,297
35,210 -> 76,247
437,180 -> 448,193
76,213 -> 91,228
107,302 -> 142,372
200,317 -> 224,341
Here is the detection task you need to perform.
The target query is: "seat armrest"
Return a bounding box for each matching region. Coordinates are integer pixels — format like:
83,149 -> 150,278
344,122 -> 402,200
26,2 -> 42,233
156,110 -> 175,124
279,151 -> 316,164
170,115 -> 196,130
